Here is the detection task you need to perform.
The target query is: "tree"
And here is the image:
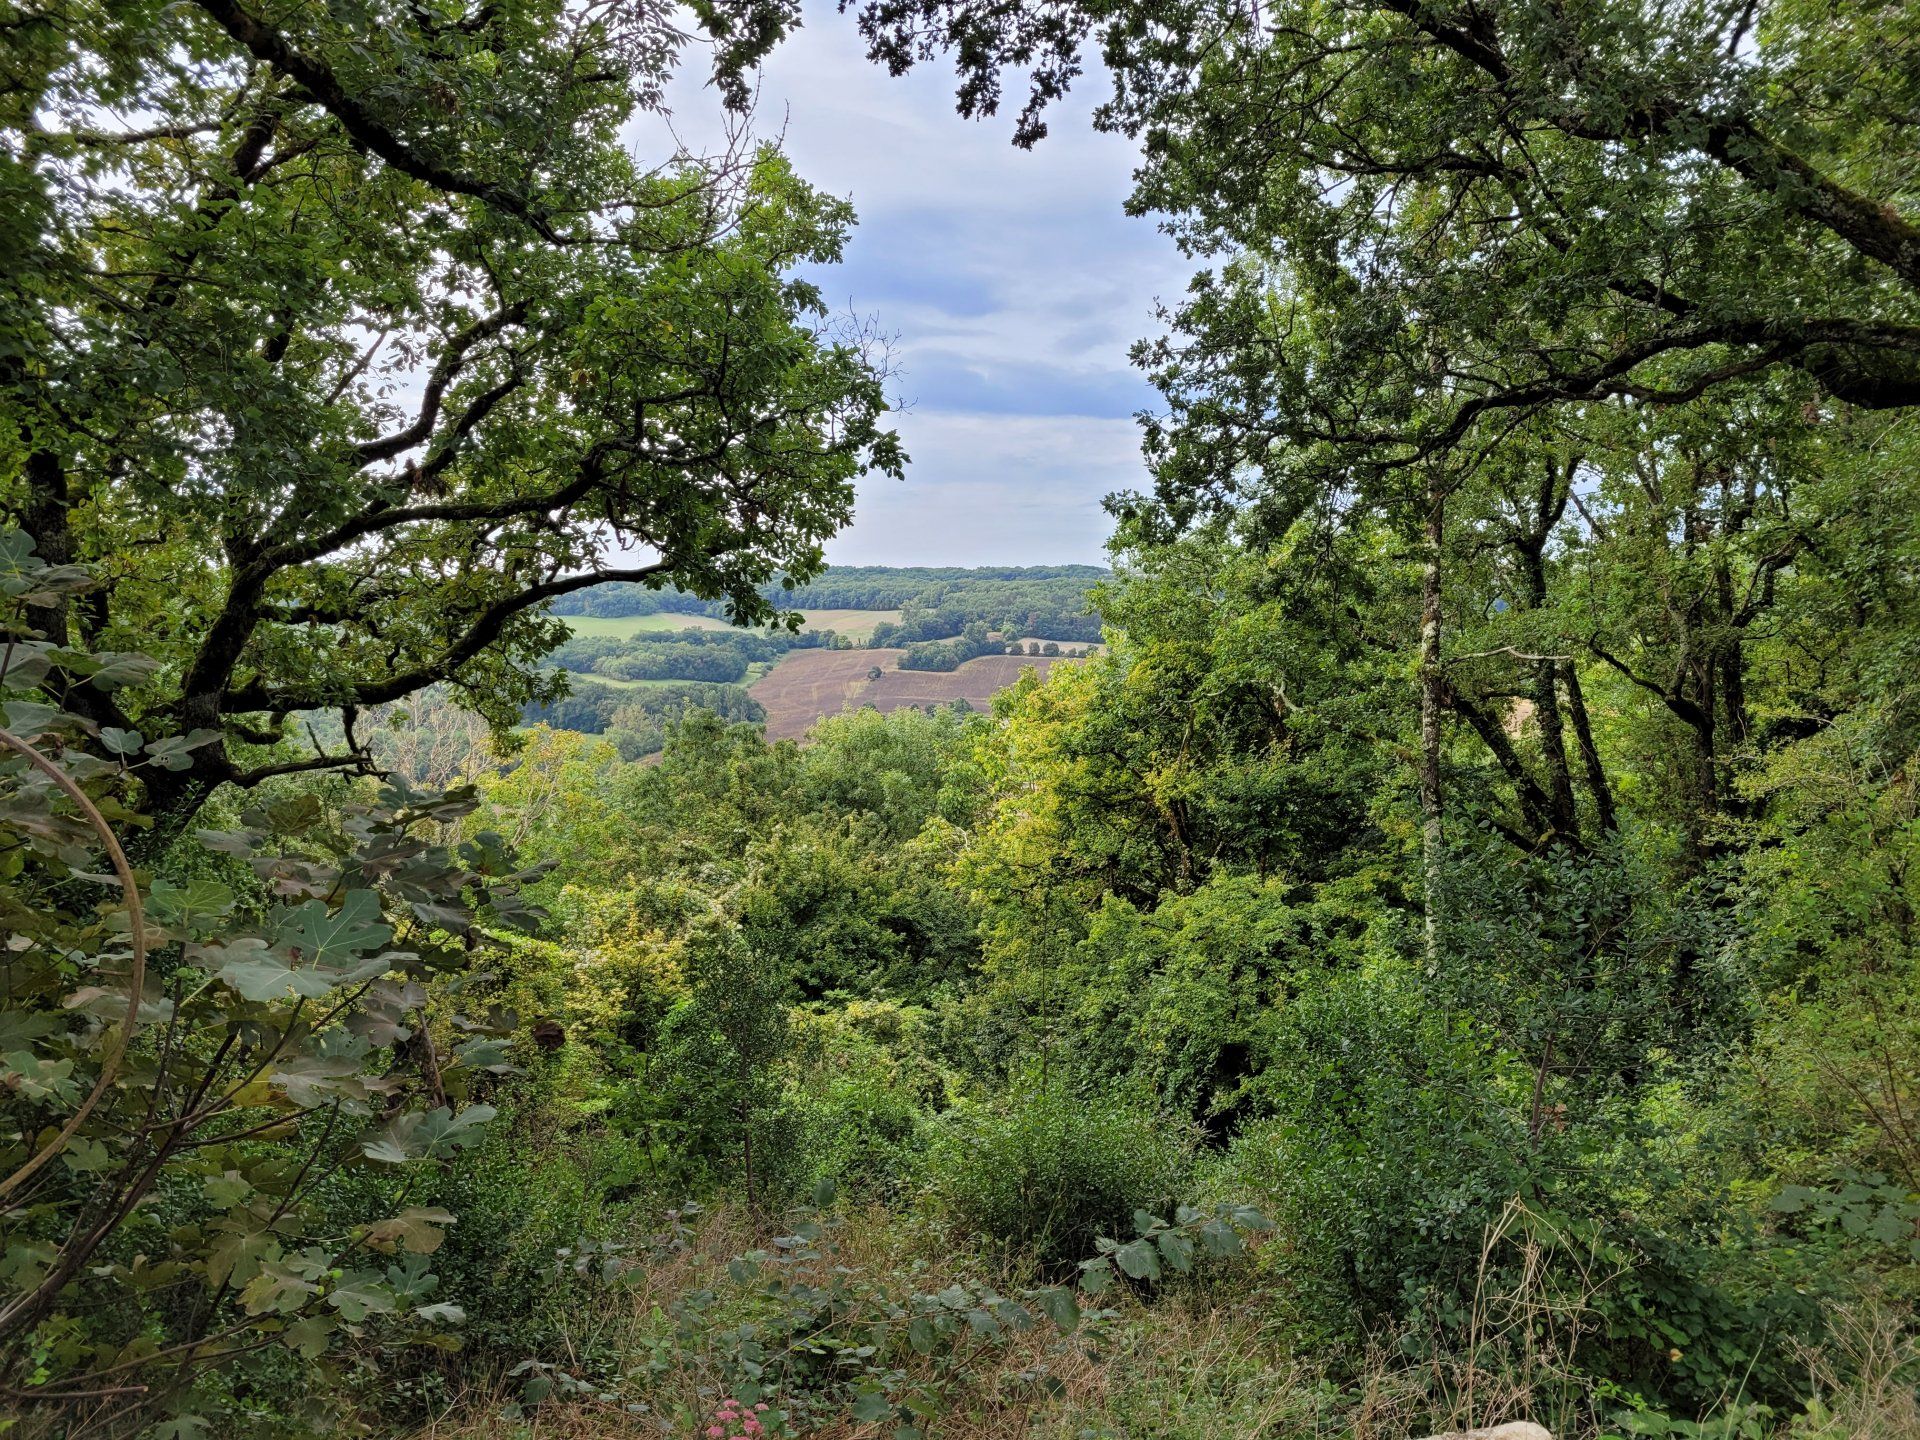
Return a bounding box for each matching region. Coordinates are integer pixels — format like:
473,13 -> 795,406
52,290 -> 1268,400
2,0 -> 900,848
0,530 -> 542,1432
729,0 -> 1920,440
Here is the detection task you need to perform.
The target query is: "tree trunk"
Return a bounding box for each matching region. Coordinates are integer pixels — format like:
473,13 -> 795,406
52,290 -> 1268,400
1561,663 -> 1618,834
1420,482 -> 1447,967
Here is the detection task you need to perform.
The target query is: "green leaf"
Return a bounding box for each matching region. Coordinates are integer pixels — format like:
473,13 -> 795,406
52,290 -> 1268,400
327,1270 -> 397,1322
1034,1286 -> 1080,1332
851,1390 -> 893,1423
239,1261 -> 320,1316
1155,1229 -> 1194,1274
1079,1258 -> 1112,1295
275,890 -> 393,965
149,878 -> 236,932
362,1206 -> 457,1256
99,726 -> 143,755
88,651 -> 161,689
361,1104 -> 497,1164
1114,1239 -> 1160,1282
207,939 -> 337,1003
142,729 -> 221,771
2,1050 -> 78,1102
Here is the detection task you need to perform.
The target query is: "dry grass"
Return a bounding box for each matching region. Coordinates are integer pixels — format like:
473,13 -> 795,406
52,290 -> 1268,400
404,1200 -> 1919,1440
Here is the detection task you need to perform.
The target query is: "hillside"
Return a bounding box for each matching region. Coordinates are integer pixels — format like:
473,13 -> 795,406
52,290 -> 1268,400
750,647 -> 1076,739
530,567 -> 1102,750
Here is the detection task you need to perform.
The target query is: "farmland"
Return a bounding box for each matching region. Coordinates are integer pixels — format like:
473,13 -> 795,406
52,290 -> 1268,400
564,607 -> 903,643
791,607 -> 901,639
562,612 -> 736,640
749,648 -> 1075,741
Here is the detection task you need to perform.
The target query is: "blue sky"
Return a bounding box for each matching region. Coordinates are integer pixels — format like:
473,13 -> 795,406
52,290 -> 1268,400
652,9 -> 1193,566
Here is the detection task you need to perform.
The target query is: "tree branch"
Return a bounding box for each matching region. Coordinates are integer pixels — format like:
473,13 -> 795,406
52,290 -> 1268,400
354,301 -> 529,464
187,0 -> 561,239
222,558 -> 677,713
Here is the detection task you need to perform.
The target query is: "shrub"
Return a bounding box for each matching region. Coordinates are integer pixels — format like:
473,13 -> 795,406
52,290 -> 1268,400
1212,964 -> 1532,1333
785,1002 -> 952,1198
926,1082 -> 1191,1271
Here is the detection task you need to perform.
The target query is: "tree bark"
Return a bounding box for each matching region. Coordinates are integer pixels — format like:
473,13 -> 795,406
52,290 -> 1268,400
1420,480 -> 1447,966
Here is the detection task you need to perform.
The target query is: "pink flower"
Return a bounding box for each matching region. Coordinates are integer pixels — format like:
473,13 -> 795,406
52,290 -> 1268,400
707,1428 -> 723,1437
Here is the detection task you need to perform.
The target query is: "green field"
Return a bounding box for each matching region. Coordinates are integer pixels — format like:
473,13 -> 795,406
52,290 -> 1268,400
562,612 -> 736,639
562,608 -> 902,641
556,672 -> 688,691
792,607 -> 901,640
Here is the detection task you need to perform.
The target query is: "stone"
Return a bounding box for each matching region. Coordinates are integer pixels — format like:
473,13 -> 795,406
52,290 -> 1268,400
1415,1426 -> 1552,1440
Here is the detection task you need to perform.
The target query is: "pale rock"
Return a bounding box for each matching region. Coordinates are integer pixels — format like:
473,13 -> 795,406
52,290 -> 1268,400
1414,1426 -> 1552,1440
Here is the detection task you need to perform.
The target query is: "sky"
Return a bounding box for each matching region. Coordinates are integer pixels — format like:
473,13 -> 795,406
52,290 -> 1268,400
646,8 -> 1193,567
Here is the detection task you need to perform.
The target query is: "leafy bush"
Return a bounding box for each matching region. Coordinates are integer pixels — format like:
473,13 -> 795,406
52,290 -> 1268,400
784,1002 -> 952,1198
1215,964 -> 1533,1332
926,1082 -> 1191,1271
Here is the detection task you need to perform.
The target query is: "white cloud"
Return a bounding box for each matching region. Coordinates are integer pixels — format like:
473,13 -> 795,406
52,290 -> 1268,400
634,5 -> 1191,564
831,411 -> 1145,566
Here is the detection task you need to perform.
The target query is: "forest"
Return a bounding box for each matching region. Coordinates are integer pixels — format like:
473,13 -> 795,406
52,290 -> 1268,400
2,0 -> 1918,1438
554,568 -> 1108,647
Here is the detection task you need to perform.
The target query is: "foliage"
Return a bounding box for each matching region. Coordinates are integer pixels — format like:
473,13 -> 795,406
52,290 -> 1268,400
926,1082 -> 1192,1273
0,532 -> 543,1434
2,0 -> 900,849
560,565 -> 1107,644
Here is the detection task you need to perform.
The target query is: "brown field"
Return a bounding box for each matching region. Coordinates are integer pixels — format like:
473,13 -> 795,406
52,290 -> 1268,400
865,655 -> 1069,714
749,648 -> 905,740
750,650 -> 1073,741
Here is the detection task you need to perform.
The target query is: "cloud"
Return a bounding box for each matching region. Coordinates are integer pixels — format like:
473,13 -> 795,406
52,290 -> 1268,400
830,411 -> 1144,566
637,6 -> 1188,564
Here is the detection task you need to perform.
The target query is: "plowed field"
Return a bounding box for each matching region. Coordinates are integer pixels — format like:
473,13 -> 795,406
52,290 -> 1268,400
749,651 -> 1073,741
